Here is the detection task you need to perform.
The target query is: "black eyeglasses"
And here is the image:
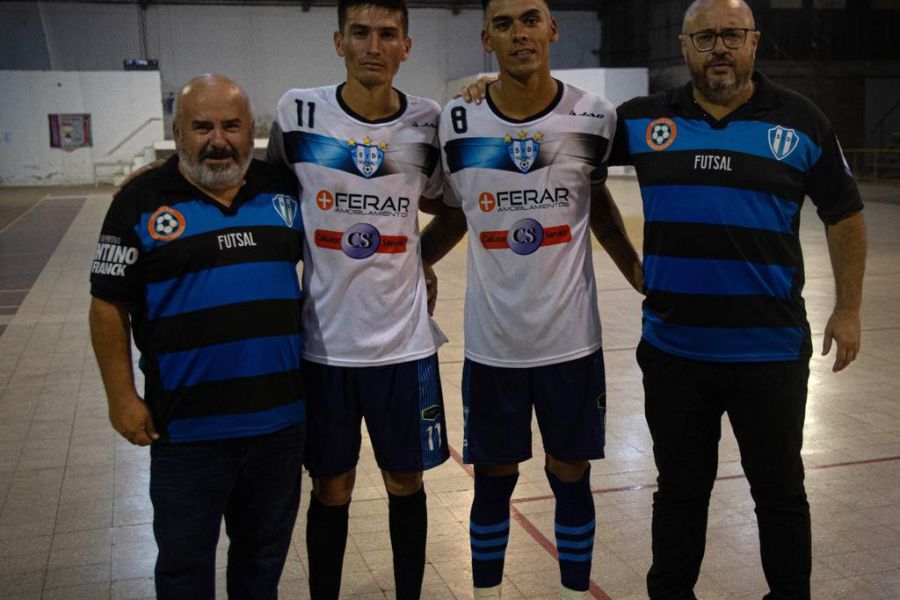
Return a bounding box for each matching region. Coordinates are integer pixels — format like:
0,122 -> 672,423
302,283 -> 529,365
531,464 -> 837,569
682,28 -> 756,52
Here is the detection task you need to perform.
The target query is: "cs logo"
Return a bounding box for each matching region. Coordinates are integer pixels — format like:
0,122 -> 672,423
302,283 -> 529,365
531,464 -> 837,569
341,223 -> 380,259
508,218 -> 543,256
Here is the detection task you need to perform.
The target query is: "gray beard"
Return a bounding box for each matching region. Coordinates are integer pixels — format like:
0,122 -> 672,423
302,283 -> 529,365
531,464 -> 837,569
177,148 -> 250,190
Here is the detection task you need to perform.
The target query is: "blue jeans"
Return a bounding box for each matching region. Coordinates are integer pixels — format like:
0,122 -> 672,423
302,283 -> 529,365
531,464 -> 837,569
149,423 -> 305,599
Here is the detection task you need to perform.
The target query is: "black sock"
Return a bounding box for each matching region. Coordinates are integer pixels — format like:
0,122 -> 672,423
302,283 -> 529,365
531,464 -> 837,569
306,493 -> 350,600
388,486 -> 427,600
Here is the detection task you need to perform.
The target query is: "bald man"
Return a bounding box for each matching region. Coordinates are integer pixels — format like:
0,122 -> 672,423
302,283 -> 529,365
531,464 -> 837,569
607,1 -> 866,598
89,75 -> 306,599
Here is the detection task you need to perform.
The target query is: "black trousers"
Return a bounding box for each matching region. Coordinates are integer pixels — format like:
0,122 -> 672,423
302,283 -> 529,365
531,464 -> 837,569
637,340 -> 811,600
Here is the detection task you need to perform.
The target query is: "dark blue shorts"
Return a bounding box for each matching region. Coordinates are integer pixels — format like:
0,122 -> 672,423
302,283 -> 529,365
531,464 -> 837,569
462,349 -> 607,465
302,354 -> 450,478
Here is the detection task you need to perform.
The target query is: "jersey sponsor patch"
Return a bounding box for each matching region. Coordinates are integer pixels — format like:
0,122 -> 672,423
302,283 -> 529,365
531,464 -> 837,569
767,125 -> 800,161
148,206 -> 186,242
272,194 -> 298,227
314,224 -> 408,259
480,219 -> 571,255
504,131 -> 543,173
646,118 -> 677,151
91,236 -> 139,277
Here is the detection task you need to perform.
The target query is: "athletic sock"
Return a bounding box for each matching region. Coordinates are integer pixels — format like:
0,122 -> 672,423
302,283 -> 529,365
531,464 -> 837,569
388,486 -> 427,600
547,466 -> 595,593
470,471 -> 518,589
306,493 -> 350,600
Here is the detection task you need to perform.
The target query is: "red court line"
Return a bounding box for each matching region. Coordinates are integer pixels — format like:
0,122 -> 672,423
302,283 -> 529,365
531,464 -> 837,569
509,454 -> 900,505
447,446 -> 613,600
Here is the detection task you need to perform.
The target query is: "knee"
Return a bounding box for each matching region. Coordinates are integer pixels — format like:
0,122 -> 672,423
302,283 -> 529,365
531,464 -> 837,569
382,470 -> 423,496
313,469 -> 356,505
546,455 -> 589,482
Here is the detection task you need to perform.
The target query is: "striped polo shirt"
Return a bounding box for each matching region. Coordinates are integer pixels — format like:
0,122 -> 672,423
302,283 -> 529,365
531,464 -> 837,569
609,72 -> 862,362
90,156 -> 305,442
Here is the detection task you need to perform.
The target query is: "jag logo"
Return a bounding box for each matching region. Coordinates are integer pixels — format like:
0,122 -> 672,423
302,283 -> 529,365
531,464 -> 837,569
316,190 -> 335,211
646,118 -> 677,151
148,206 -> 186,242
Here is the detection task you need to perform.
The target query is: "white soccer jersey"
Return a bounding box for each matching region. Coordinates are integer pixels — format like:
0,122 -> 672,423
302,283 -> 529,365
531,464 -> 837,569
440,82 -> 615,368
269,85 -> 443,366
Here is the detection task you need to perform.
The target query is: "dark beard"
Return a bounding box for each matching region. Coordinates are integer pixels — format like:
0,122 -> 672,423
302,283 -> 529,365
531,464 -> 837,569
691,61 -> 753,106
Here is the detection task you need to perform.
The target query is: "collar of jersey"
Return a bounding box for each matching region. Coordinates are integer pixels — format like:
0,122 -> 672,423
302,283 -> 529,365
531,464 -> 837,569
335,83 -> 408,125
484,78 -> 565,124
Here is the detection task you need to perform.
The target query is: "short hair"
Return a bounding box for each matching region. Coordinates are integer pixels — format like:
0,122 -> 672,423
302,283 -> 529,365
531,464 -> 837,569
338,0 -> 409,35
482,0 -> 551,11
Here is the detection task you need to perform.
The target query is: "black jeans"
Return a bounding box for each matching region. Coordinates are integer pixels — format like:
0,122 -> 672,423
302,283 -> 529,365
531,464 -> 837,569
150,423 -> 305,600
637,340 -> 811,600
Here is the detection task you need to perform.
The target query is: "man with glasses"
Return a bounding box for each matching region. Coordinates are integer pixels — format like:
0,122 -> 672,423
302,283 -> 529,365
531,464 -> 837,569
607,0 -> 866,598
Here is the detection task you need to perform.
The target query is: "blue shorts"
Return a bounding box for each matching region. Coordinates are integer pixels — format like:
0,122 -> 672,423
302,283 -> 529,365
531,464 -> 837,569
302,354 -> 450,478
462,349 -> 607,465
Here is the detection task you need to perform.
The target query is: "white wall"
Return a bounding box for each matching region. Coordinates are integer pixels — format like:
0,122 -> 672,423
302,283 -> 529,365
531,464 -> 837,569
1,3 -> 601,127
0,71 -> 164,185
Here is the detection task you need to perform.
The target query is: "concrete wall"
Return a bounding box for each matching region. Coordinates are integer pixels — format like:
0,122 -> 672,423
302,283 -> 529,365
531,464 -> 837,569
0,71 -> 163,185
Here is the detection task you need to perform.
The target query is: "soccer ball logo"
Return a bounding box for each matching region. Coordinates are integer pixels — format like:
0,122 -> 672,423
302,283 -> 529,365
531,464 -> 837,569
651,124 -> 670,145
645,118 -> 678,151
148,206 -> 186,241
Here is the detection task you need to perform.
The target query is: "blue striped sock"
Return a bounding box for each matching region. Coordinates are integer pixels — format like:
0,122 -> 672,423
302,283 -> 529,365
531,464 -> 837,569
547,466 -> 595,592
470,471 -> 518,588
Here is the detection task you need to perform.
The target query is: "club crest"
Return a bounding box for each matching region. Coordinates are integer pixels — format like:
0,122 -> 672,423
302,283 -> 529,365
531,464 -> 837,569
767,125 -> 800,161
505,130 -> 543,173
348,136 -> 387,178
646,118 -> 677,151
272,194 -> 298,227
148,206 -> 186,242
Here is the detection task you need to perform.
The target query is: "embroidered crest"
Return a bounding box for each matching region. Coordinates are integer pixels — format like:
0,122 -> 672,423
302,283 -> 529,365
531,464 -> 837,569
646,118 -> 677,151
767,125 -> 800,161
272,194 -> 298,226
148,206 -> 186,242
348,136 -> 387,178
505,130 -> 543,173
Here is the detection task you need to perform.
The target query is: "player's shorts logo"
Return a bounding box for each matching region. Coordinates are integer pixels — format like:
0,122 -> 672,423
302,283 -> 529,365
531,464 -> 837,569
341,223 -> 381,259
646,118 -> 677,151
349,136 -> 387,178
272,194 -> 297,226
316,190 -> 335,211
507,218 -> 544,255
768,125 -> 800,161
421,405 -> 441,421
505,131 -> 543,173
478,192 -> 496,212
148,206 -> 186,242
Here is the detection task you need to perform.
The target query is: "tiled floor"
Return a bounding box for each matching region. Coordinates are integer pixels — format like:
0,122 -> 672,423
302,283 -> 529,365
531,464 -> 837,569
0,178 -> 898,599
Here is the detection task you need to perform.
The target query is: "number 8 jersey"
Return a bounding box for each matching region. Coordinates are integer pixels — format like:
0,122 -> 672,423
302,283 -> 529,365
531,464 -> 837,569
269,85 -> 443,366
440,81 -> 616,368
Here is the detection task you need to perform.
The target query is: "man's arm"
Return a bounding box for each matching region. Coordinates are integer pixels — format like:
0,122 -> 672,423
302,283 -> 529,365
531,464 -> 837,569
89,297 -> 158,445
822,211 -> 866,372
420,205 -> 467,266
590,182 -> 643,293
